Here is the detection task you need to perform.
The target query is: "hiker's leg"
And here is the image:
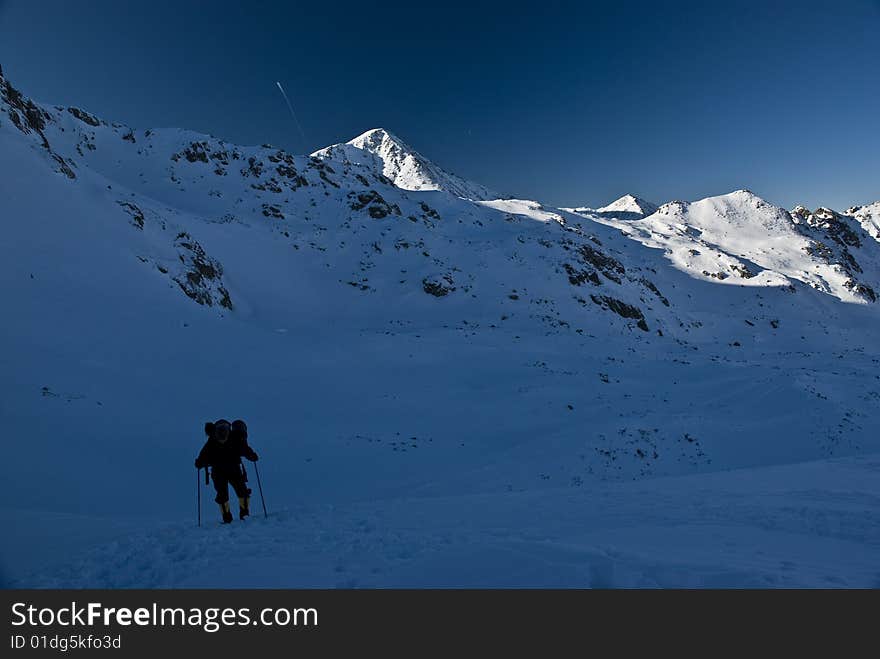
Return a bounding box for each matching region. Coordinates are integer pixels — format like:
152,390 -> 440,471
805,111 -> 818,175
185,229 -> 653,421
212,473 -> 233,523
231,477 -> 252,519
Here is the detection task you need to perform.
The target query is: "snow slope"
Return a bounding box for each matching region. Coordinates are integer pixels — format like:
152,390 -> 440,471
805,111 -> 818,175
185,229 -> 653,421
1,67 -> 879,588
9,453 -> 880,588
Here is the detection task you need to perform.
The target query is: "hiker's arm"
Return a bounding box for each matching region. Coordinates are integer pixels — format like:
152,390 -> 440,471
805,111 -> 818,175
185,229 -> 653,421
241,441 -> 258,462
194,441 -> 211,468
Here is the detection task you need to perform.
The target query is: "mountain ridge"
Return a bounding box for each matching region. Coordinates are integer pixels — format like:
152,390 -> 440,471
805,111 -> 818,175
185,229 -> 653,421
591,190 -> 880,303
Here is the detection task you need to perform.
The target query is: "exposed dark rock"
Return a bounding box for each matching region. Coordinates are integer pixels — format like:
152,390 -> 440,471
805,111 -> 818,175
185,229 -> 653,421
172,232 -> 233,309
578,244 -> 624,283
804,240 -> 833,261
67,107 -> 101,127
307,157 -> 340,188
276,164 -> 308,188
177,142 -> 210,163
729,264 -> 756,279
1,71 -> 77,179
349,190 -> 400,219
639,278 -> 670,306
261,204 -> 284,219
116,201 -> 145,229
843,280 -> 877,303
563,262 -> 601,286
237,156 -> 262,177
419,201 -> 440,220
263,179 -> 282,193
423,274 -> 456,297
51,154 -> 77,179
803,207 -> 862,248
590,295 -> 649,331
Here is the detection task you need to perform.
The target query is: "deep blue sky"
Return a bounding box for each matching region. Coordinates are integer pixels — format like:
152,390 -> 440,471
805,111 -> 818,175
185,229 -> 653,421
1,0 -> 877,209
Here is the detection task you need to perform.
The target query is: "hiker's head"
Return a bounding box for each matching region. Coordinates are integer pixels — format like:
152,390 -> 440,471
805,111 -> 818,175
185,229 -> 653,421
213,419 -> 231,443
231,419 -> 248,440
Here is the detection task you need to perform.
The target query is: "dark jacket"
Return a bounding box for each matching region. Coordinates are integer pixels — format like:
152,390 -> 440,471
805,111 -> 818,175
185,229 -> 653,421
195,429 -> 257,475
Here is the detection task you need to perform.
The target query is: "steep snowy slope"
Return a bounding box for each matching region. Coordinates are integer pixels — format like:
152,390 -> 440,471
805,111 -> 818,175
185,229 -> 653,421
2,66 -> 879,588
312,128 -> 498,200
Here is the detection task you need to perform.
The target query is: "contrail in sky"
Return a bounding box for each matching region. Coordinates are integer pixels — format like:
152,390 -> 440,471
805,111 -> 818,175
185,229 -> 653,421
275,81 -> 308,145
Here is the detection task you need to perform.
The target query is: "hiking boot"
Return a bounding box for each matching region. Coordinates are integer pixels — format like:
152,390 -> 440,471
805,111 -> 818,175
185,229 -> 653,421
238,496 -> 250,520
220,502 -> 233,524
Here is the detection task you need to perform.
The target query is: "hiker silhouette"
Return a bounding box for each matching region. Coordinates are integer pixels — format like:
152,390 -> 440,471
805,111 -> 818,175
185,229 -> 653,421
195,419 -> 258,523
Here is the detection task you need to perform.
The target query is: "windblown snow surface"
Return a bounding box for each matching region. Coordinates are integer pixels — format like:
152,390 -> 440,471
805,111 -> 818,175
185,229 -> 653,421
1,67 -> 879,588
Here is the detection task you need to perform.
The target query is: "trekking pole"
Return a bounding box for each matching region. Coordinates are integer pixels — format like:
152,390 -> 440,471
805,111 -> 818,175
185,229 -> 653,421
197,467 -> 201,527
253,461 -> 268,519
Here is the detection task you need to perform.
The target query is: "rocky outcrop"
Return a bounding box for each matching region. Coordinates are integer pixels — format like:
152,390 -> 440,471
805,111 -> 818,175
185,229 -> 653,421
590,295 -> 649,331
172,233 -> 233,309
791,205 -> 876,303
1,68 -> 76,179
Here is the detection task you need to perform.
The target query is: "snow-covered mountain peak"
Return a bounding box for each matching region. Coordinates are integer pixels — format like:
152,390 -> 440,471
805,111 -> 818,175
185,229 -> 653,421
312,127 -> 497,201
346,127 -> 405,150
729,188 -> 757,197
597,194 -> 658,217
650,190 -> 782,226
710,188 -> 768,206
685,190 -> 790,229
